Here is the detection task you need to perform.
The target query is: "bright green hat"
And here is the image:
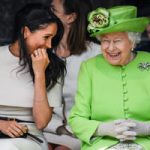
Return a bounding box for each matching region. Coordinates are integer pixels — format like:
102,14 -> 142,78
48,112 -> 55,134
87,6 -> 150,37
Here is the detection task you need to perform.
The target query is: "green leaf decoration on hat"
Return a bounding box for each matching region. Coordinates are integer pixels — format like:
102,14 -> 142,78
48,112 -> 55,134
87,8 -> 109,34
87,6 -> 150,37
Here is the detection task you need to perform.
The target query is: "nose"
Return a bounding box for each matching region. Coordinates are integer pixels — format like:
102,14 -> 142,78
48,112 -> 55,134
108,41 -> 115,52
45,40 -> 51,49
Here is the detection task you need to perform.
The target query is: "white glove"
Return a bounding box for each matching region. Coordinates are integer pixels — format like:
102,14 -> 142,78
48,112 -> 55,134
95,120 -> 135,140
115,120 -> 136,141
123,119 -> 150,136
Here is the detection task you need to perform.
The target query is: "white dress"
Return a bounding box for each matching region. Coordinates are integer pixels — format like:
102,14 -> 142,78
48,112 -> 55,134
44,42 -> 101,150
0,45 -> 62,150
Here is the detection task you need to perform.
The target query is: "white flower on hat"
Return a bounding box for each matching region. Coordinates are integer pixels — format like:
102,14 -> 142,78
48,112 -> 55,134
87,8 -> 109,33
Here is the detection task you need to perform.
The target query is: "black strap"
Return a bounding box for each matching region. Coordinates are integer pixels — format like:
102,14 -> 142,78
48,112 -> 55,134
0,116 -> 34,123
0,116 -> 43,143
0,131 -> 43,143
27,133 -> 43,143
56,97 -> 76,138
62,97 -> 67,126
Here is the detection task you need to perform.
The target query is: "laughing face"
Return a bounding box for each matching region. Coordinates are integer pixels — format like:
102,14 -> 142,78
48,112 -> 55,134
24,23 -> 57,55
100,32 -> 133,66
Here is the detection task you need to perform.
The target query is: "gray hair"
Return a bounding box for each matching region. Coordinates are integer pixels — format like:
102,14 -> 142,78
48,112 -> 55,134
127,32 -> 142,48
97,32 -> 142,49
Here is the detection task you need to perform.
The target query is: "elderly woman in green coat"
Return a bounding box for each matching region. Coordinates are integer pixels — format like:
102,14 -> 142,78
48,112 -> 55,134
69,6 -> 150,150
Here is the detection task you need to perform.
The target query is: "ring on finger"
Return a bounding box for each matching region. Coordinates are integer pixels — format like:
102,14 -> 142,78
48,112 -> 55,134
35,51 -> 38,56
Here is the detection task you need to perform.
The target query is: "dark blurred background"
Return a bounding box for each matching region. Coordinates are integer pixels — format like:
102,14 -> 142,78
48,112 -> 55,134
0,0 -> 49,45
0,0 -> 150,45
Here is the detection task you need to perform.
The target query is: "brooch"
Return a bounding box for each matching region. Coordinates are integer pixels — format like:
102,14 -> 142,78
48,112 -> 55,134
138,62 -> 150,71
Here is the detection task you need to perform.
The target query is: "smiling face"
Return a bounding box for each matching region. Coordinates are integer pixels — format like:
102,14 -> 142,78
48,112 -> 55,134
24,23 -> 57,54
100,32 -> 133,66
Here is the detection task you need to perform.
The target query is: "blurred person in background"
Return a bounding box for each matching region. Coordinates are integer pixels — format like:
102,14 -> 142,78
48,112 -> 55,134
44,0 -> 101,149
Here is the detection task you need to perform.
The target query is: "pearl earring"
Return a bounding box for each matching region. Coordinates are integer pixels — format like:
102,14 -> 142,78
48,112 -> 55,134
131,47 -> 134,51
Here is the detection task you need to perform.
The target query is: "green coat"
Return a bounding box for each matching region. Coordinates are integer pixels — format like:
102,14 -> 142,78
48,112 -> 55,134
69,51 -> 150,150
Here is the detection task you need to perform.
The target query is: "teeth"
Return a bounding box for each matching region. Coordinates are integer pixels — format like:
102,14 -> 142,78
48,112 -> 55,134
109,53 -> 119,57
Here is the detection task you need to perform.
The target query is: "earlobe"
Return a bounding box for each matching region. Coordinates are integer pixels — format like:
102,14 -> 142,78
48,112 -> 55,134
67,12 -> 77,24
23,26 -> 31,38
131,42 -> 136,51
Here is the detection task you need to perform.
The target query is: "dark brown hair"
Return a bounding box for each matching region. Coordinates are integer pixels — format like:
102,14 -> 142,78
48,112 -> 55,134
62,0 -> 98,55
12,3 -> 66,89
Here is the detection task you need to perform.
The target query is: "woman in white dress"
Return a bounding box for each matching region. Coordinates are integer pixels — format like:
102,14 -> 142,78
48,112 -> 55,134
44,0 -> 101,149
0,3 -> 65,150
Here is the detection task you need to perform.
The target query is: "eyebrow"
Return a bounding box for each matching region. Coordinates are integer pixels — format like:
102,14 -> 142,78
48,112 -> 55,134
45,33 -> 56,37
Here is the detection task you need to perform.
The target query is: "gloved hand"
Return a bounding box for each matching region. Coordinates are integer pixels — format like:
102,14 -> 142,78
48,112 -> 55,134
95,120 -> 135,140
123,119 -> 150,136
